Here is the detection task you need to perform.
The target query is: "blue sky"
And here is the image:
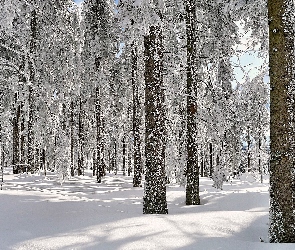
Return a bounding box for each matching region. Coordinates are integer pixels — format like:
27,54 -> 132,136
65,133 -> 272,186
74,0 -> 84,4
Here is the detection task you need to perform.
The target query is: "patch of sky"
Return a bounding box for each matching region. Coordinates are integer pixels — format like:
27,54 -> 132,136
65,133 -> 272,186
231,21 -> 268,89
231,51 -> 267,87
74,0 -> 84,5
116,43 -> 125,58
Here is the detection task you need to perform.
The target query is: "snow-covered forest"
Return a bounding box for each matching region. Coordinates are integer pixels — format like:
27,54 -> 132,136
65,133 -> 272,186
0,0 -> 294,248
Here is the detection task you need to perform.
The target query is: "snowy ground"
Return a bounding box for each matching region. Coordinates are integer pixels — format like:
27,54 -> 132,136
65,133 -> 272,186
0,168 -> 294,250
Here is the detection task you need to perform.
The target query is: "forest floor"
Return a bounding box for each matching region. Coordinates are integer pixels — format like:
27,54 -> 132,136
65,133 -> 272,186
0,168 -> 293,250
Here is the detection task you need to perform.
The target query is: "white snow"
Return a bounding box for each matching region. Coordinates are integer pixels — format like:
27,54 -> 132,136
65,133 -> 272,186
0,169 -> 294,250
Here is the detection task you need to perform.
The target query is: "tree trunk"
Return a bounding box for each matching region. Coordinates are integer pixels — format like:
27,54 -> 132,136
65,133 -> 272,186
78,98 -> 84,176
143,25 -> 168,214
247,127 -> 251,172
113,141 -> 117,175
12,93 -> 20,174
185,0 -> 200,205
132,42 -> 142,187
42,148 -> 46,176
27,9 -> 37,171
20,104 -> 25,166
70,100 -> 75,177
95,86 -> 102,183
258,138 -> 262,183
122,135 -> 126,176
268,0 -> 295,242
92,150 -> 96,176
200,150 -> 204,177
209,142 -> 213,177
128,143 -> 132,176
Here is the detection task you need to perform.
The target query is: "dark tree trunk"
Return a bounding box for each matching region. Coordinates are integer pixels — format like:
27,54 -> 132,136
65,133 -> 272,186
258,138 -> 262,183
128,144 -> 132,176
185,0 -> 200,205
143,25 -> 168,214
77,98 -> 84,176
20,104 -> 25,165
92,150 -> 96,176
101,117 -> 106,176
42,148 -> 46,176
268,0 -> 295,242
12,93 -> 20,174
132,43 -> 142,187
247,127 -> 251,172
27,85 -> 34,171
122,135 -> 126,176
27,10 -> 37,171
108,149 -> 111,173
209,142 -> 213,177
200,150 -> 204,177
70,101 -> 75,177
95,87 -> 103,183
113,141 -> 117,175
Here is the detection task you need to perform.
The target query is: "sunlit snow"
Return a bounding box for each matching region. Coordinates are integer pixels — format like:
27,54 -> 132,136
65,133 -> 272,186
1,168 -> 293,250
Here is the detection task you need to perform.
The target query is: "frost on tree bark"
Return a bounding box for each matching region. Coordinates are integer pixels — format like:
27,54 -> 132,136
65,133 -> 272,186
27,9 -> 37,172
268,0 -> 295,243
77,98 -> 84,176
12,93 -> 20,174
143,25 -> 168,214
95,86 -> 103,183
20,103 -> 25,166
185,0 -> 200,205
70,100 -> 74,177
122,135 -> 126,176
132,43 -> 142,187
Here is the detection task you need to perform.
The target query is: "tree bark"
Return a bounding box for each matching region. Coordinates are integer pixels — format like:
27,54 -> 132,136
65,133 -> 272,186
12,93 -> 20,174
122,135 -> 126,176
70,100 -> 74,177
143,25 -> 168,214
78,98 -> 84,176
132,43 -> 142,187
268,0 -> 295,242
247,127 -> 251,172
209,142 -> 213,177
27,9 -> 37,171
95,86 -> 102,183
185,0 -> 200,205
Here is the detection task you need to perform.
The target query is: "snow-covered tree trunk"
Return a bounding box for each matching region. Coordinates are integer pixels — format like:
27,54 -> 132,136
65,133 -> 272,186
70,100 -> 75,177
268,0 -> 295,243
132,43 -> 142,187
122,135 -> 126,175
95,86 -> 103,183
143,25 -> 168,214
27,9 -> 37,171
12,93 -> 20,174
185,0 -> 200,205
77,98 -> 84,176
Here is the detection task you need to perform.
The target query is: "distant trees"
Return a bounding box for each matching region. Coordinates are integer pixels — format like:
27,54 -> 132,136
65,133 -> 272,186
0,0 -> 280,222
